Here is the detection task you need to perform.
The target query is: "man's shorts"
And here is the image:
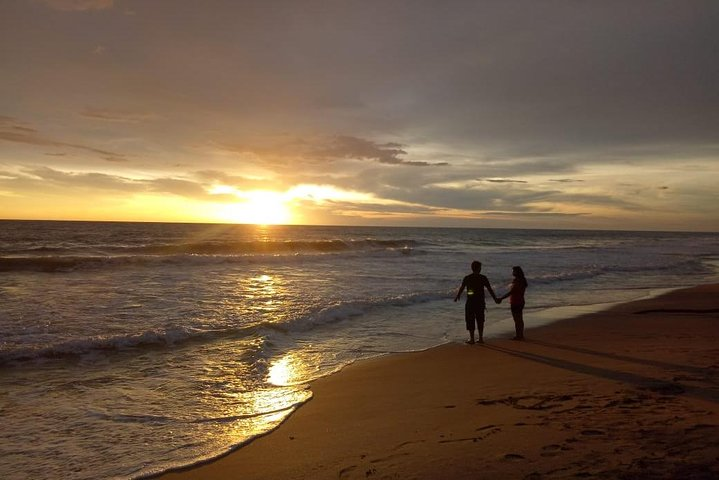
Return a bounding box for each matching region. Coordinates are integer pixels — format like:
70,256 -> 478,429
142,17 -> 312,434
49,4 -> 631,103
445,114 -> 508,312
465,301 -> 486,330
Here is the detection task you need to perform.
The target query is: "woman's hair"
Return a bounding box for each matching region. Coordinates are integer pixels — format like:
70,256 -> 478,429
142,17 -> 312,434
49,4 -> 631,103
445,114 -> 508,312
512,266 -> 527,287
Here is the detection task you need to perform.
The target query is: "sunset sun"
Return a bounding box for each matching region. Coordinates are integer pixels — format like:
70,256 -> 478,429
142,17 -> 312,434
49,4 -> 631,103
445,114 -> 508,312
220,190 -> 292,225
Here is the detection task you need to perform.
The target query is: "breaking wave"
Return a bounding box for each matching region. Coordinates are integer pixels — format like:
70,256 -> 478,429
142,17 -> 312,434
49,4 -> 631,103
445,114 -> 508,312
0,239 -> 420,272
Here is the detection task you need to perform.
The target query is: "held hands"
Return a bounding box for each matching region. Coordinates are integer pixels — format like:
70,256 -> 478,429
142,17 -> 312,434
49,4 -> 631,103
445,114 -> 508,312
495,297 -> 502,304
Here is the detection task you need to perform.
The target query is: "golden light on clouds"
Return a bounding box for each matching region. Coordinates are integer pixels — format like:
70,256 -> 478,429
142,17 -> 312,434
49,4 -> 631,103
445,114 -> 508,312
286,184 -> 374,203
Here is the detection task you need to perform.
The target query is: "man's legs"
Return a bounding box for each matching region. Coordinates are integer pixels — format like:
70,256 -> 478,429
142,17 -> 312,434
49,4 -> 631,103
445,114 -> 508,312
476,309 -> 485,343
465,303 -> 475,344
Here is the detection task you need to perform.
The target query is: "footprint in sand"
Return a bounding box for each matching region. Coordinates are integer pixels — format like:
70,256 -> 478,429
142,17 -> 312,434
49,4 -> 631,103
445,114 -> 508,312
476,424 -> 499,431
540,444 -> 562,457
503,453 -> 525,461
580,429 -> 606,436
338,465 -> 357,478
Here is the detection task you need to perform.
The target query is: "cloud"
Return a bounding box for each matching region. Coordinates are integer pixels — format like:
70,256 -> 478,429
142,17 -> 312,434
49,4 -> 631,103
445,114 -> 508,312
539,191 -> 639,210
0,117 -> 128,162
0,166 -> 268,203
38,0 -> 114,11
194,170 -> 280,190
311,136 -> 448,167
146,178 -> 208,197
549,179 -> 585,183
308,198 -> 440,217
481,178 -> 528,184
327,162 -> 640,215
80,108 -> 159,123
480,211 -> 586,219
220,135 -> 449,168
3,166 -> 138,193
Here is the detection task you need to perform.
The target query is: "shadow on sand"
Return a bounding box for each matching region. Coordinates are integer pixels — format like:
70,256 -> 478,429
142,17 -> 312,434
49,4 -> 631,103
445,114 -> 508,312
484,343 -> 719,404
526,339 -> 712,376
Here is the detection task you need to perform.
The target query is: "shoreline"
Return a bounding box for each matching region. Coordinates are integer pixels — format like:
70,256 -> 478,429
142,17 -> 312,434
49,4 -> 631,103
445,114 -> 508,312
139,286 -> 674,477
155,284 -> 719,479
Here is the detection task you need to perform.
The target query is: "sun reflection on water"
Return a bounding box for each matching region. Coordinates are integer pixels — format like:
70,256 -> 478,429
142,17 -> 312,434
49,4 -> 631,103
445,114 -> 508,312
196,344 -> 314,447
267,352 -> 310,386
244,273 -> 283,313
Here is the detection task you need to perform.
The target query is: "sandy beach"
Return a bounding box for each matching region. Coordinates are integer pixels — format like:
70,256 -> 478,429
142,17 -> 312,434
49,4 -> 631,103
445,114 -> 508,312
157,284 -> 719,480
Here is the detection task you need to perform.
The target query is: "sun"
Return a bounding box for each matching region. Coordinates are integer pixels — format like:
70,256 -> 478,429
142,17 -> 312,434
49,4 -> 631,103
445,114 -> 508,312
218,190 -> 292,225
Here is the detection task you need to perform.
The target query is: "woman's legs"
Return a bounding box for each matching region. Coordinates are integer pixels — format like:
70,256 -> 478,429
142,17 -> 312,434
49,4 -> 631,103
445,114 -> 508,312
511,305 -> 524,339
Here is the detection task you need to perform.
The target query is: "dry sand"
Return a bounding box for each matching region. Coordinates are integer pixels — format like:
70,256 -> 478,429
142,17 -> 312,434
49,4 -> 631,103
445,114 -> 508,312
157,284 -> 719,479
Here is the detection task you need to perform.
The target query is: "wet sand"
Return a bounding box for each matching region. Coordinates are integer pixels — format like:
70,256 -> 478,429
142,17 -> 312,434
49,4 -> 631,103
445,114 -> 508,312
157,284 -> 719,479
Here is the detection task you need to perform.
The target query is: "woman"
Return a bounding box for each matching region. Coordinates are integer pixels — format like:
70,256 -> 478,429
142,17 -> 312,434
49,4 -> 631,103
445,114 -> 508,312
499,266 -> 527,340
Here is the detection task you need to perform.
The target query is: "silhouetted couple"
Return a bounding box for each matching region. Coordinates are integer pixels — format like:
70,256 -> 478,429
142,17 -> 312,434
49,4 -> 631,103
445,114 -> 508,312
454,261 -> 527,344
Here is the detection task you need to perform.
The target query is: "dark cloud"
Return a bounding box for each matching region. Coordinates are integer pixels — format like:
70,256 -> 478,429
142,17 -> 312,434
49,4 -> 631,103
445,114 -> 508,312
221,135 -> 449,168
0,166 -> 242,201
549,179 -> 585,183
310,136 -> 448,167
481,178 -> 528,184
312,136 -> 408,165
0,117 -> 128,162
306,199 -> 439,216
80,108 -> 159,123
328,164 -> 639,214
6,3 -> 719,161
385,186 -> 551,212
38,0 -> 114,12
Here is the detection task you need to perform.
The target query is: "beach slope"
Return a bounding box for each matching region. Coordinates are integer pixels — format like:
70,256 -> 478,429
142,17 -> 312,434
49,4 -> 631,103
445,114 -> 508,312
158,285 -> 719,479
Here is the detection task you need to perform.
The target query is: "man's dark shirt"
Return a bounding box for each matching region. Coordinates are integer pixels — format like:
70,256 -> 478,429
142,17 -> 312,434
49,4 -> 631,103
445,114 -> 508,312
461,273 -> 490,305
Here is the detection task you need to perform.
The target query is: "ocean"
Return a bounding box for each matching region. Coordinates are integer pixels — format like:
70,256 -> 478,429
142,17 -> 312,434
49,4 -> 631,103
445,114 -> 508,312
1,220 -> 718,479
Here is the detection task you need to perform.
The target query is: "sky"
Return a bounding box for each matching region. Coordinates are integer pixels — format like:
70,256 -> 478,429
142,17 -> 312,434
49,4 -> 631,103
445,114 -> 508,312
1,0 -> 718,231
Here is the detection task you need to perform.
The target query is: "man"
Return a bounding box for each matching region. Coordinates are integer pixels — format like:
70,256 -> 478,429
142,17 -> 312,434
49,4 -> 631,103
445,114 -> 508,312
454,261 -> 498,344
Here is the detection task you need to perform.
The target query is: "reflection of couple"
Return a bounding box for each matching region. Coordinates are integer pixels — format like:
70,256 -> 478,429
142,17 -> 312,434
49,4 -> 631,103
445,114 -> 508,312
454,261 -> 527,344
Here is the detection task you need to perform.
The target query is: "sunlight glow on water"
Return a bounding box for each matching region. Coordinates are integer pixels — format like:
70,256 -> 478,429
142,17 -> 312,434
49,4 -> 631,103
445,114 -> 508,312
268,352 -> 314,386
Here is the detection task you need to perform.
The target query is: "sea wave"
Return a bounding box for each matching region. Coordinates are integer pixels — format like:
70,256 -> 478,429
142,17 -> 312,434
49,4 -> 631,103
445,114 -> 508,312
0,239 -> 420,272
0,291 -> 450,365
529,258 -> 711,285
123,238 -> 419,255
0,326 -> 220,365
271,290 -> 452,333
